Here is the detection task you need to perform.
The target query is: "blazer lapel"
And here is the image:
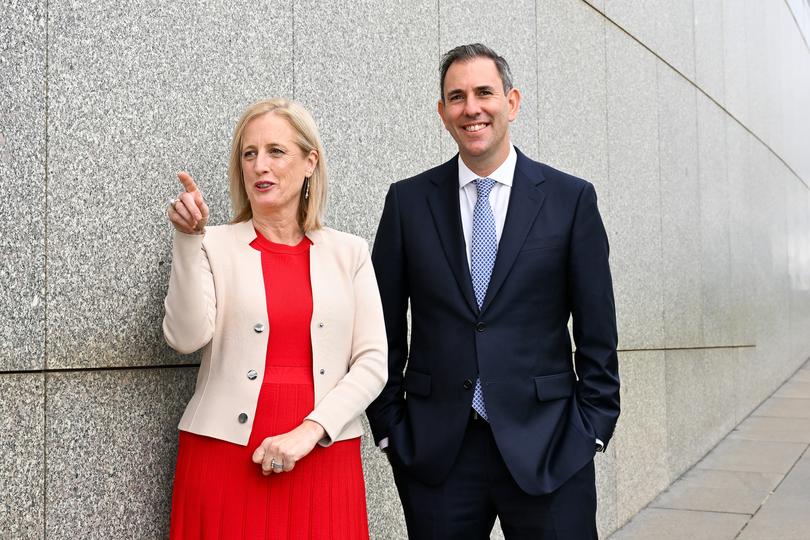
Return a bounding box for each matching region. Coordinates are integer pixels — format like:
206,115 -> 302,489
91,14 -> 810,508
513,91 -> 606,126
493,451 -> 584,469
480,151 -> 547,313
426,159 -> 479,314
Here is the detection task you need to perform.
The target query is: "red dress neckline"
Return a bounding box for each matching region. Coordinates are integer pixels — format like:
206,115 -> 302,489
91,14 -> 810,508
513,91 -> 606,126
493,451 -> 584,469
251,229 -> 312,255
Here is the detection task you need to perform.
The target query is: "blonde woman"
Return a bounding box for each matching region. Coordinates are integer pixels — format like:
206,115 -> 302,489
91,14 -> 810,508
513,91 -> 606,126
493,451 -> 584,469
164,98 -> 387,539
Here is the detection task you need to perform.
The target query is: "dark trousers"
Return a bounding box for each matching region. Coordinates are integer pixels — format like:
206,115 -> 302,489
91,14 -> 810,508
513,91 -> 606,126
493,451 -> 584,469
391,414 -> 598,540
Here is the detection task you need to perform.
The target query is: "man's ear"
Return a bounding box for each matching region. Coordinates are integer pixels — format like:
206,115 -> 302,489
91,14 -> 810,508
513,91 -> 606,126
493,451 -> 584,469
507,88 -> 521,122
437,98 -> 446,124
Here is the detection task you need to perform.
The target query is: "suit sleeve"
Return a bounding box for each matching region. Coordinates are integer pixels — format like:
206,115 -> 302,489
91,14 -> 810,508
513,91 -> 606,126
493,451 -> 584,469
365,183 -> 410,445
569,182 -> 620,447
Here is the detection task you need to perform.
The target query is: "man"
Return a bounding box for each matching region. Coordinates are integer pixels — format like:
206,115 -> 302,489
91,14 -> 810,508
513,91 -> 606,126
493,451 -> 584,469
366,43 -> 620,539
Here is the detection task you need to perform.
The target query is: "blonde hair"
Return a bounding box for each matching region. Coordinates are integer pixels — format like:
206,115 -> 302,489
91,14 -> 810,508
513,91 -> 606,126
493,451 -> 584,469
228,98 -> 327,231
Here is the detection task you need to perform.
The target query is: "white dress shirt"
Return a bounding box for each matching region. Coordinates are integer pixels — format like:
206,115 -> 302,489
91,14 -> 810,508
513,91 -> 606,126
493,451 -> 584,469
458,145 -> 517,265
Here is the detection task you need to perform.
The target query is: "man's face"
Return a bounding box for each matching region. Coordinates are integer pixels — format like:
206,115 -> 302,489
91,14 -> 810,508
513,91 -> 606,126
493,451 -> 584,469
438,57 -> 521,174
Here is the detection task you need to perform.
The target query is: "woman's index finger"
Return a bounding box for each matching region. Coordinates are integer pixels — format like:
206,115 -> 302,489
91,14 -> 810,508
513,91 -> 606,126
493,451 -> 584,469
177,171 -> 198,193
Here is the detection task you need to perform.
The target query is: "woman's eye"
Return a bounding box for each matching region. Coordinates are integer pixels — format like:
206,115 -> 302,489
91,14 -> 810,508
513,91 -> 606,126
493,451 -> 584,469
270,148 -> 284,155
243,150 -> 256,158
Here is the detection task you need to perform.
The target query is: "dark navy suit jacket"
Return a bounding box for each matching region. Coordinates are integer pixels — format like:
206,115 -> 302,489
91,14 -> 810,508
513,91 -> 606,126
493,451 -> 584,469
366,148 -> 620,496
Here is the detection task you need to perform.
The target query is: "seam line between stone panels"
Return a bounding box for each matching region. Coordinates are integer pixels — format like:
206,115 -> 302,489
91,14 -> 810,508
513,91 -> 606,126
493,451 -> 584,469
594,7 -> 810,191
43,0 -> 51,536
783,0 -> 810,54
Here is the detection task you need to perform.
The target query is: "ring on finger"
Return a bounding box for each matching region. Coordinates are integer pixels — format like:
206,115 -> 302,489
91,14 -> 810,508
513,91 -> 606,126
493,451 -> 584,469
270,459 -> 284,471
167,198 -> 178,210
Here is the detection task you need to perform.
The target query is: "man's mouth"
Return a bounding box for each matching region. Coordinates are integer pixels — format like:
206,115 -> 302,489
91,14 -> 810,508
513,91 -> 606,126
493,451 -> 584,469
463,123 -> 489,133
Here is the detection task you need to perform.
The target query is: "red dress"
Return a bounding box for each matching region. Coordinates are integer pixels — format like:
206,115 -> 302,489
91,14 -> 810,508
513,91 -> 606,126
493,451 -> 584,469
169,232 -> 369,539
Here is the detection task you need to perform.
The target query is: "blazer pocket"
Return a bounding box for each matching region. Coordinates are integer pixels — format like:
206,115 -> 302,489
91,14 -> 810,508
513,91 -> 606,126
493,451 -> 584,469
404,370 -> 431,397
521,236 -> 565,252
534,371 -> 576,402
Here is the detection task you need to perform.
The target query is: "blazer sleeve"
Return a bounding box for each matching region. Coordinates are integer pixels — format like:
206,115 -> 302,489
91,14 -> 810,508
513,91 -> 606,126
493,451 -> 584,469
162,230 -> 216,354
365,183 -> 410,444
306,242 -> 388,445
569,182 -> 621,447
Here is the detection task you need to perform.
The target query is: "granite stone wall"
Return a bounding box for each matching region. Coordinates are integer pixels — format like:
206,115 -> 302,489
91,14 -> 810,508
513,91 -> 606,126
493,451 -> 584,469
2,0 -> 809,538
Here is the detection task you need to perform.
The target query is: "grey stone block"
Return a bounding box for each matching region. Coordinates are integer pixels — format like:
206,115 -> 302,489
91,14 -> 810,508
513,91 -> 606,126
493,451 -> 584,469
728,416 -> 810,443
693,0 -> 725,103
650,468 -> 782,515
596,443 -> 618,538
536,0 -> 608,197
697,94 -> 735,347
45,0 -> 293,368
45,367 -> 195,539
722,0 -> 750,125
361,416 -> 407,540
439,0 -> 539,161
613,351 -> 669,525
604,0 -> 696,80
605,24 -> 664,350
0,373 -> 44,539
744,1 -> 782,157
664,348 -> 737,479
657,63 -> 703,348
696,439 -> 806,474
753,397 -> 810,419
294,0 -> 439,243
610,507 -> 748,540
0,0 -> 47,371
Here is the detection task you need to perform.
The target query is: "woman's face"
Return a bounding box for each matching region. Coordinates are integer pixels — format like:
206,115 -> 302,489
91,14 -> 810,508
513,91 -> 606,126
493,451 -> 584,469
241,112 -> 317,218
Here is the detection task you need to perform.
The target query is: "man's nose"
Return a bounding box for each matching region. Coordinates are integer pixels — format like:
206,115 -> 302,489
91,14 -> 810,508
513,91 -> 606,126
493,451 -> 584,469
463,96 -> 482,117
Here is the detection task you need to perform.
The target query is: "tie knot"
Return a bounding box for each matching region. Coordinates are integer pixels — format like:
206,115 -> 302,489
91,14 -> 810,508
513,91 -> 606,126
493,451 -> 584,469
475,177 -> 496,198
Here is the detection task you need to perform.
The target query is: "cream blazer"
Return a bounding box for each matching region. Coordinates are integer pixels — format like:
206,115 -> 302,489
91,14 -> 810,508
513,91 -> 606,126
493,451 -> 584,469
163,220 -> 388,446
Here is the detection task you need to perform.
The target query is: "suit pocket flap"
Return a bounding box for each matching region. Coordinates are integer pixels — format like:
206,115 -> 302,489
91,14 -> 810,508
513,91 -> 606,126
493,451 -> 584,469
534,372 -> 576,401
404,370 -> 431,397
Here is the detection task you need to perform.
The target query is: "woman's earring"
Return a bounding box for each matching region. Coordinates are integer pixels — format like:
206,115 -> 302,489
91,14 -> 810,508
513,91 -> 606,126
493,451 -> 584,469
304,177 -> 310,200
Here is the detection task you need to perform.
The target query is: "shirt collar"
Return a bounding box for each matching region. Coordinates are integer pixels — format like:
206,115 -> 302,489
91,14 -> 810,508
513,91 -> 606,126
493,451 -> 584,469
458,145 -> 517,189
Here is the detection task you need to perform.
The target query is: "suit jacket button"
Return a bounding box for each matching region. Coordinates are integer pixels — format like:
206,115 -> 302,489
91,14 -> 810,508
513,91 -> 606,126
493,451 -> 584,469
247,370 -> 258,380
463,379 -> 473,390
253,323 -> 265,333
475,322 -> 486,332
238,413 -> 248,424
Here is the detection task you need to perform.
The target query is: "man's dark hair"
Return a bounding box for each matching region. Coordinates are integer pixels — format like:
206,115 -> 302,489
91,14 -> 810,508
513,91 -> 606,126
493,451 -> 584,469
439,43 -> 514,101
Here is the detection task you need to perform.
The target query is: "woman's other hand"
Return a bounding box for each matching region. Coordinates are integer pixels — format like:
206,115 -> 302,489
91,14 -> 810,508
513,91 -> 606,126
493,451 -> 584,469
168,171 -> 210,234
251,420 -> 326,475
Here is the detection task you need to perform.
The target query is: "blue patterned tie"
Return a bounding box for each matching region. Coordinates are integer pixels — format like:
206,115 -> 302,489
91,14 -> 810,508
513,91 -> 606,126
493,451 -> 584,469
470,178 -> 497,420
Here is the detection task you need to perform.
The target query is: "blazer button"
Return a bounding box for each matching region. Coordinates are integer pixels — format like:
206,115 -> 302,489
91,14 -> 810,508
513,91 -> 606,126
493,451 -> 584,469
463,379 -> 473,390
319,369 -> 325,375
247,370 -> 258,380
238,413 -> 248,424
253,323 -> 265,333
475,322 -> 487,332
318,322 -> 324,328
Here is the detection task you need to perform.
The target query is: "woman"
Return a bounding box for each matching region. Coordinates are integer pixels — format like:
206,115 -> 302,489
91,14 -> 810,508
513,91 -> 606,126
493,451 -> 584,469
164,98 -> 387,539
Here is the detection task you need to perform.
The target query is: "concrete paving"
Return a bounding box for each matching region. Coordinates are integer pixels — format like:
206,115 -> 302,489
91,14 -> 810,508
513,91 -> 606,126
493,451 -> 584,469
610,361 -> 810,539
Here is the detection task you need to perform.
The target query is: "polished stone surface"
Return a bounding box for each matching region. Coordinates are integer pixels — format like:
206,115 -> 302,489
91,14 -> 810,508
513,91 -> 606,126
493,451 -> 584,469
595,444 -> 618,537
45,0 -> 293,369
722,0 -> 750,125
45,368 -> 195,539
613,351 -> 668,525
604,0 -> 696,80
697,94 -> 735,347
605,25 -> 664,350
0,373 -> 44,539
696,439 -> 806,474
664,348 -> 737,478
536,0 -> 608,196
295,0 -> 438,243
754,397 -> 810,419
728,416 -> 810,443
361,416 -> 407,539
0,0 -> 47,371
693,0 -> 725,103
657,64 -> 702,348
440,0 -> 538,162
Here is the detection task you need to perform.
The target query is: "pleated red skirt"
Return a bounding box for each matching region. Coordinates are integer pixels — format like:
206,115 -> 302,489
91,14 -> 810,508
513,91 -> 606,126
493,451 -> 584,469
169,234 -> 369,539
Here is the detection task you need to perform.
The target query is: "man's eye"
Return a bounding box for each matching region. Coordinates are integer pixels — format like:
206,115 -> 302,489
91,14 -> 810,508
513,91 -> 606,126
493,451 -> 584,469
449,95 -> 463,101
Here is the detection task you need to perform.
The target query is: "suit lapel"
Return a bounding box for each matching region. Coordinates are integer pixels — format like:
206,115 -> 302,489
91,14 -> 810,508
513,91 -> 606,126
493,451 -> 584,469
426,159 -> 479,314
480,151 -> 547,313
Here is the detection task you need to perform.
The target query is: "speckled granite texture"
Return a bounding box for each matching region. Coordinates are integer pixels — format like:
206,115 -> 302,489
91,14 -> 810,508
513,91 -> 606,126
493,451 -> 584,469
0,1 -> 808,539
